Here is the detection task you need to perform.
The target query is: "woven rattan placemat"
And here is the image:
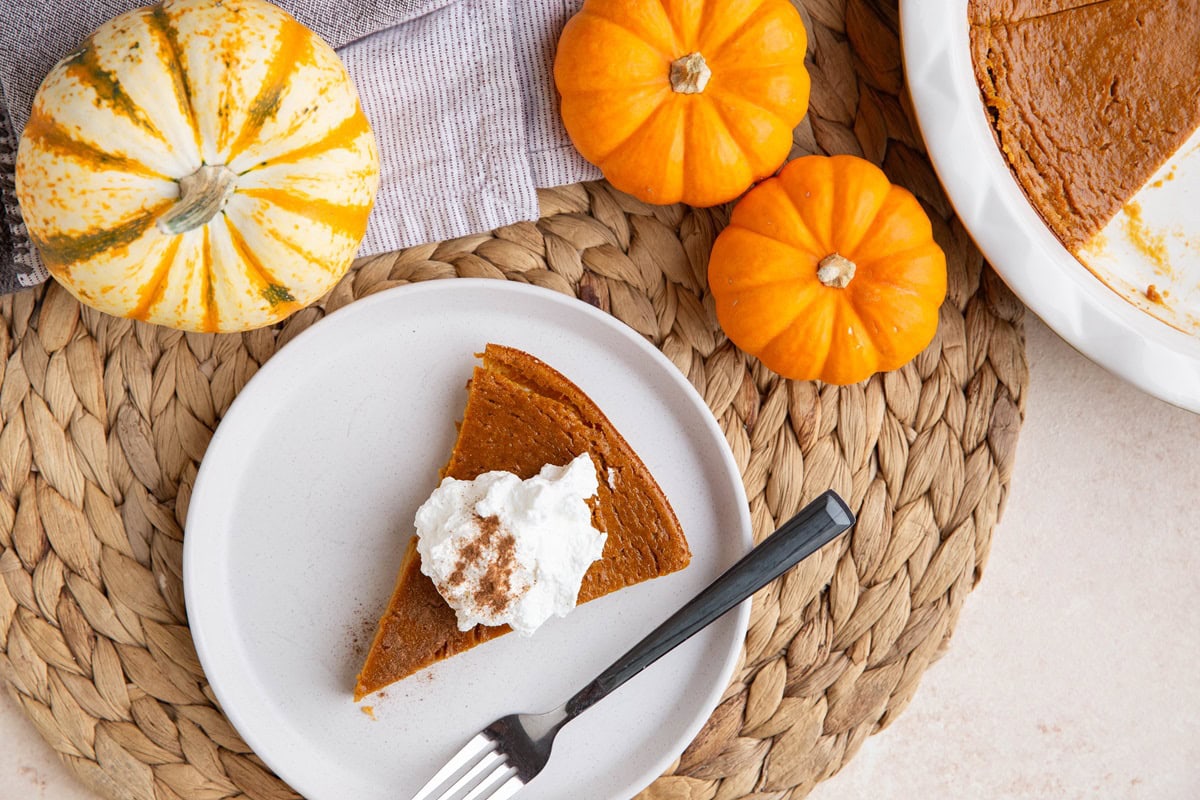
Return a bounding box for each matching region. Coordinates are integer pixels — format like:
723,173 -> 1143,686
0,0 -> 1028,797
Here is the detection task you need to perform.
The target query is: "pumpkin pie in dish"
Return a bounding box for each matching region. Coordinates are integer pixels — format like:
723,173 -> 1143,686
970,0 -> 1200,252
354,344 -> 691,700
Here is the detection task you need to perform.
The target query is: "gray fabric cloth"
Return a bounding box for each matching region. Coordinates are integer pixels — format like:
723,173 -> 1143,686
0,0 -> 600,295
343,0 -> 599,257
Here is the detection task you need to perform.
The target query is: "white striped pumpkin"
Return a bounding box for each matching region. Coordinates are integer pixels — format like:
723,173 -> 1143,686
15,0 -> 379,332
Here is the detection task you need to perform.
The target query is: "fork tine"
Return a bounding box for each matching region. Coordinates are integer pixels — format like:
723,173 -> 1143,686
434,753 -> 504,800
466,770 -> 524,800
410,734 -> 497,800
491,774 -> 525,800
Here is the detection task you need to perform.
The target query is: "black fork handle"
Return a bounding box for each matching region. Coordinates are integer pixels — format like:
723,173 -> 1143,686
564,490 -> 855,719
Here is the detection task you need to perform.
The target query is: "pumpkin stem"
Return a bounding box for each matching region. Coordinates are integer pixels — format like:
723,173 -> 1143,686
817,253 -> 857,288
157,164 -> 238,236
670,52 -> 711,94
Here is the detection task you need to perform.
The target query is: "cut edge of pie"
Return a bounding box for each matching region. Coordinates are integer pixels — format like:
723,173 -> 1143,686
353,343 -> 691,701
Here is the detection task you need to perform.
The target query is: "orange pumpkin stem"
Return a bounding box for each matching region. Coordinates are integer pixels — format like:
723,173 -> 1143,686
157,164 -> 238,236
816,253 -> 856,288
669,52 -> 711,94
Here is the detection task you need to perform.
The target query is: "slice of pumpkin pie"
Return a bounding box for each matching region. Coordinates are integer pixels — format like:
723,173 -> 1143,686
354,344 -> 691,700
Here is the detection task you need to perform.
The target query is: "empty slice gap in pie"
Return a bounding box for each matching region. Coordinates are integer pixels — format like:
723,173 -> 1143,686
354,343 -> 691,701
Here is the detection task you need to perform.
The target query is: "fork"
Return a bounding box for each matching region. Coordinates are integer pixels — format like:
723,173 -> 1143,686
411,489 -> 855,800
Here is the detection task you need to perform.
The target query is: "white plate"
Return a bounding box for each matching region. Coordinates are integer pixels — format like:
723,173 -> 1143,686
901,0 -> 1200,412
183,280 -> 752,800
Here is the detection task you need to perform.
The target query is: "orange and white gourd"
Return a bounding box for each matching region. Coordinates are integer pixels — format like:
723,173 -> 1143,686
15,0 -> 379,332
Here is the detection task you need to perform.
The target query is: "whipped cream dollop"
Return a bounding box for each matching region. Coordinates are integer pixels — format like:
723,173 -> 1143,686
414,453 -> 606,636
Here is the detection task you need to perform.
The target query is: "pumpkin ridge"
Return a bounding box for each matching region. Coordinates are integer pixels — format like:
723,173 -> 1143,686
701,88 -> 786,175
707,56 -> 808,75
778,160 -> 835,255
256,224 -> 341,275
32,200 -> 173,272
828,301 -> 876,381
727,217 -> 823,264
22,111 -> 170,182
705,63 -> 810,134
699,0 -> 717,34
655,0 -> 696,52
61,44 -> 169,147
849,283 -> 932,345
591,96 -> 680,167
577,8 -> 678,59
678,98 -> 693,194
224,20 -> 314,161
129,236 -> 184,322
768,278 -> 826,319
705,86 -> 801,173
200,226 -> 219,333
550,81 -> 673,97
238,107 -> 371,173
848,243 -> 944,280
845,186 -> 935,260
726,179 -> 824,254
850,295 -> 934,372
222,216 -> 299,310
697,0 -> 777,56
708,59 -> 809,99
723,296 -> 793,354
147,6 -> 202,157
758,298 -> 833,375
724,272 -> 810,292
827,158 -> 892,256
237,187 -> 371,241
850,277 -> 925,305
681,100 -> 760,204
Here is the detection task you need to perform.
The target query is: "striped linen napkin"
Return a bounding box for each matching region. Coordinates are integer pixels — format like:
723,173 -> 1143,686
0,0 -> 599,294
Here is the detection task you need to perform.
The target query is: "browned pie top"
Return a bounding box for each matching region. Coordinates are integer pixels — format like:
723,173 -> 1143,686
968,0 -> 1100,25
970,0 -> 1200,251
354,344 -> 690,700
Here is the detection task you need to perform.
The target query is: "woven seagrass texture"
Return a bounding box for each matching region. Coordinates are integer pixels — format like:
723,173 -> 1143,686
0,0 -> 1028,797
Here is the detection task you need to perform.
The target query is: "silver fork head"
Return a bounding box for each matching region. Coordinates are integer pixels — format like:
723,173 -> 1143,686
411,706 -> 567,800
410,732 -> 525,800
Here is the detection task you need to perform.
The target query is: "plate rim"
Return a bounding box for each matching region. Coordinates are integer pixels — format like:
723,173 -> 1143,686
899,0 -> 1200,412
182,278 -> 753,800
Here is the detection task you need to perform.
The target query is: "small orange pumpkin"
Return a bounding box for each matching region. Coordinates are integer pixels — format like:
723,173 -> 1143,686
554,0 -> 810,207
709,155 -> 947,385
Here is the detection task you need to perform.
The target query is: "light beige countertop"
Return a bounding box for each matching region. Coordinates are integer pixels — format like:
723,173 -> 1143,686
3,316 -> 1199,799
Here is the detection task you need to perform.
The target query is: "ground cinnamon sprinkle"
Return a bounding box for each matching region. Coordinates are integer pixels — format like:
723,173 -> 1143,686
471,516 -> 519,614
438,514 -> 522,616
